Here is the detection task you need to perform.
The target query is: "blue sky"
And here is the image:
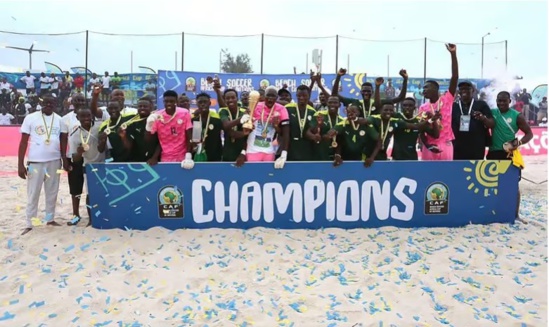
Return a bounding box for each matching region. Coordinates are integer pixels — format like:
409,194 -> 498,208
0,0 -> 546,80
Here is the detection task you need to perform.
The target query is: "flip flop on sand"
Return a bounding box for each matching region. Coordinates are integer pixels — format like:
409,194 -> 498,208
67,216 -> 81,226
21,228 -> 32,235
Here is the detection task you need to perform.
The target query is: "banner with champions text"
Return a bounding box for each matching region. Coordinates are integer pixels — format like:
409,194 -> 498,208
86,161 -> 519,231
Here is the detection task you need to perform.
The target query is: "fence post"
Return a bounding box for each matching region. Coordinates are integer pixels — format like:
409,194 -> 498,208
505,40 -> 508,72
181,32 -> 185,71
423,37 -> 427,85
260,33 -> 264,74
335,35 -> 339,73
85,30 -> 89,102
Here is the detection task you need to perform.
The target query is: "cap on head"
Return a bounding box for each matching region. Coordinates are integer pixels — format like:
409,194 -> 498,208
458,81 -> 473,88
278,88 -> 291,96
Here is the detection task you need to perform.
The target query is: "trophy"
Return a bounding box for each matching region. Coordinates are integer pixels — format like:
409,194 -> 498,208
191,120 -> 203,143
243,90 -> 259,131
316,114 -> 324,144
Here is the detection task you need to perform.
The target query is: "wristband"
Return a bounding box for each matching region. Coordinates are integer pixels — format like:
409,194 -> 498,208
334,154 -> 342,158
280,150 -> 288,159
240,150 -> 246,155
185,153 -> 192,160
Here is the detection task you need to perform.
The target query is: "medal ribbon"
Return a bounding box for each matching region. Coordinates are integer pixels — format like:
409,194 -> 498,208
41,113 -> 54,143
260,104 -> 275,136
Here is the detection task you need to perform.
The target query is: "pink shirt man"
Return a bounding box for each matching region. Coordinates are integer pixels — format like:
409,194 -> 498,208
246,102 -> 289,161
150,107 -> 192,162
419,91 -> 455,160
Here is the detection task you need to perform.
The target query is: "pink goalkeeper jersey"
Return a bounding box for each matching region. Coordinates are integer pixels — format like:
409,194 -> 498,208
418,91 -> 455,145
247,102 -> 289,154
150,107 -> 192,162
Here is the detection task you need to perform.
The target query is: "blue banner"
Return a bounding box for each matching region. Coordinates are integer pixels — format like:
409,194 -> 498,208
157,70 -> 494,110
86,161 -> 518,231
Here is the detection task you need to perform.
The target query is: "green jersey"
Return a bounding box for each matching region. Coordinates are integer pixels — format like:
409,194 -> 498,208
286,104 -> 317,161
218,107 -> 247,161
334,118 -> 378,160
191,111 -> 223,161
310,110 -> 344,161
392,114 -> 421,160
366,115 -> 408,160
125,119 -> 158,162
99,114 -> 135,162
490,108 -> 520,152
340,96 -> 377,117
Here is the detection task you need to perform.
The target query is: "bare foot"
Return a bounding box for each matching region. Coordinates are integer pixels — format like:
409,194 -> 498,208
46,221 -> 62,227
21,228 -> 32,235
516,217 -> 528,224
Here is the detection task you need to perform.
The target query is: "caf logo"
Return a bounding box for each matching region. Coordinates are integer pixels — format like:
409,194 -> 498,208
157,186 -> 184,219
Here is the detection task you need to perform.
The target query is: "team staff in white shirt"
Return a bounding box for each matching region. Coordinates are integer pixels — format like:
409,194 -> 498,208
18,93 -> 70,235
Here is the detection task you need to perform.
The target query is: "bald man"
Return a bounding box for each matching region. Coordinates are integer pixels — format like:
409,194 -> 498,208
98,89 -> 138,116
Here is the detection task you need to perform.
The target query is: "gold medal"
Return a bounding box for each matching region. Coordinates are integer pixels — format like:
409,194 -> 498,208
121,123 -> 128,130
83,144 -> 90,151
104,127 -> 111,135
44,139 -> 50,145
41,113 -> 54,147
262,131 -> 267,138
331,141 -> 338,148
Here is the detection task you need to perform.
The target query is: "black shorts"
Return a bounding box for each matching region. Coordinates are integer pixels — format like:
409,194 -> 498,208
101,88 -> 111,95
67,159 -> 85,195
486,151 -> 522,181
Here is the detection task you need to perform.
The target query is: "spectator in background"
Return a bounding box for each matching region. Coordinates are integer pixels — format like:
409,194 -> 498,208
101,71 -> 111,103
73,73 -> 84,93
540,117 -> 548,127
0,77 -> 11,109
88,73 -> 100,91
144,78 -> 156,98
111,72 -> 122,89
385,78 -> 395,99
50,73 -> 59,97
60,73 -> 72,110
20,71 -> 36,95
178,94 -> 190,110
39,72 -> 50,96
15,96 -> 30,124
537,97 -> 547,124
519,88 -> 532,122
0,106 -> 15,125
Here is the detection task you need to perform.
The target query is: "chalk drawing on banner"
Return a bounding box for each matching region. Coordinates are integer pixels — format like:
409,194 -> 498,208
463,160 -> 512,197
88,163 -> 160,206
157,185 -> 184,219
424,182 -> 450,215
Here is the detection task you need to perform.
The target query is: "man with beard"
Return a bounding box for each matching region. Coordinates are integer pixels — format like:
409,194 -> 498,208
309,95 -> 344,161
451,81 -> 494,160
119,97 -> 159,163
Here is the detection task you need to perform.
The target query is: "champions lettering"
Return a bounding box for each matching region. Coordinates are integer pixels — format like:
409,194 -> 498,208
191,177 -> 417,224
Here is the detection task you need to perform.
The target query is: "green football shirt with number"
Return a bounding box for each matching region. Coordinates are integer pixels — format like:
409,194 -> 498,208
191,111 -> 223,162
99,114 -> 135,162
334,118 -> 378,160
218,107 -> 247,161
286,104 -> 316,161
309,110 -> 344,161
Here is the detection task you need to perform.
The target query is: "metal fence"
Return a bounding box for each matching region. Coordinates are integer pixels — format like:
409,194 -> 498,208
1,30 -> 507,80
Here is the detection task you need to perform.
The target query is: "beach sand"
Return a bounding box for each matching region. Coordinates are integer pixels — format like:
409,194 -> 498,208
0,156 -> 546,326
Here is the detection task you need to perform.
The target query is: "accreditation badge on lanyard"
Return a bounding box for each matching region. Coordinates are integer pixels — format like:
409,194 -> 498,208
459,100 -> 474,132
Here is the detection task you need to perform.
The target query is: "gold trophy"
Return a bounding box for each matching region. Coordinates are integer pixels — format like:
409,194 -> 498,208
243,90 -> 259,132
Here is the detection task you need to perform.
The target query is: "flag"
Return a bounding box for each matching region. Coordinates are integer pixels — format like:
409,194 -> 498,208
70,67 -> 92,75
44,62 -> 64,75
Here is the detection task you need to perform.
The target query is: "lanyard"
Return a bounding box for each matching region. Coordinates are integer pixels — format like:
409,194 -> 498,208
458,100 -> 474,115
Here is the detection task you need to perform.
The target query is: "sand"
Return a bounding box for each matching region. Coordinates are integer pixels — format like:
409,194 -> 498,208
0,156 -> 546,326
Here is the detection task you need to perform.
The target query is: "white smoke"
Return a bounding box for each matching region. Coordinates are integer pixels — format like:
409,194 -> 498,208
476,72 -> 521,109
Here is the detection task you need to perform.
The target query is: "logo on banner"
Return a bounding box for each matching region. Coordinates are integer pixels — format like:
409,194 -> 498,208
158,186 -> 184,219
424,182 -> 449,215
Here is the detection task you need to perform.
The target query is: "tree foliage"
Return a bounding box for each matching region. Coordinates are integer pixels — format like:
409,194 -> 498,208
221,50 -> 253,73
